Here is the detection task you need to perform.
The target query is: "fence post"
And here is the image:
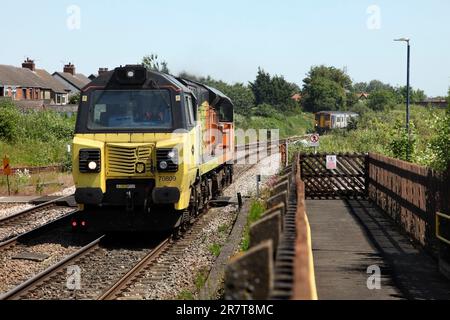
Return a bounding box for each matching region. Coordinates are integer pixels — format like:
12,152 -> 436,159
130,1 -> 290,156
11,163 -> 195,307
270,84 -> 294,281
438,164 -> 450,279
364,154 -> 370,198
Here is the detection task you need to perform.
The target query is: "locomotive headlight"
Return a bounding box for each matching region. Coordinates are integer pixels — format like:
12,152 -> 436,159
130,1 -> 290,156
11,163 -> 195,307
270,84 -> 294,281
156,148 -> 178,172
127,70 -> 135,78
159,161 -> 169,170
88,161 -> 97,170
79,149 -> 101,173
167,150 -> 176,159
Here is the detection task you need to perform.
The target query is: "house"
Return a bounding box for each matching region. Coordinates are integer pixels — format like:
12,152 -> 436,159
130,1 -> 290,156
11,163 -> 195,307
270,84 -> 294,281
292,93 -> 302,102
52,63 -> 91,96
0,58 -> 69,106
356,92 -> 369,101
417,98 -> 448,109
88,67 -> 109,81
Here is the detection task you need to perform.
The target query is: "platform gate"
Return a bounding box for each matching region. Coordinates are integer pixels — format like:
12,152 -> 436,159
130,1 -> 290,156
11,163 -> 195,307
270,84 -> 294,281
299,153 -> 367,199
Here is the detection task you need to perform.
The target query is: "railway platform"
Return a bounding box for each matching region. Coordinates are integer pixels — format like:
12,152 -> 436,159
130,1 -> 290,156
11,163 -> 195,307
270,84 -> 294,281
308,199 -> 450,300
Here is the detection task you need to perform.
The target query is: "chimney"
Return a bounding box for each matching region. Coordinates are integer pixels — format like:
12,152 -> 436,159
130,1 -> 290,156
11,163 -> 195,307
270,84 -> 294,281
22,58 -> 35,71
64,63 -> 75,75
98,68 -> 109,76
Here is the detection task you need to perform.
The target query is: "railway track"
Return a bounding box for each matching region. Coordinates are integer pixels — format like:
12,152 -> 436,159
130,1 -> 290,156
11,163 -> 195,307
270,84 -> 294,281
0,210 -> 87,296
0,235 -> 106,300
0,196 -> 77,243
0,177 -> 237,300
100,144 -> 288,300
0,138 -> 303,300
99,210 -> 224,300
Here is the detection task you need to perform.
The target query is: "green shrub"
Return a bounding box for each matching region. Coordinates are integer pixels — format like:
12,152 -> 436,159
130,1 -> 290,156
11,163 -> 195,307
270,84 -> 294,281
387,121 -> 416,162
0,102 -> 21,142
0,102 -> 75,167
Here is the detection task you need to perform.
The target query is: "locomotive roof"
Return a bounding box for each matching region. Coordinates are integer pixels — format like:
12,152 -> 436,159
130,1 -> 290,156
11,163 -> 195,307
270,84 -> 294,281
175,77 -> 232,109
86,65 -> 191,92
316,111 -> 359,116
86,65 -> 232,109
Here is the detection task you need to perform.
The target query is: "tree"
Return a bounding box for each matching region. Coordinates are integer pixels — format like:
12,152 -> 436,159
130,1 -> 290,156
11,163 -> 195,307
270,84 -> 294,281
224,83 -> 255,115
249,68 -> 299,112
396,86 -> 427,104
249,68 -> 272,106
367,89 -> 397,111
301,65 -> 351,112
142,54 -> 170,74
388,120 -> 416,162
0,101 -> 21,142
178,71 -> 255,115
426,89 -> 450,171
69,94 -> 80,105
366,80 -> 394,93
353,82 -> 368,93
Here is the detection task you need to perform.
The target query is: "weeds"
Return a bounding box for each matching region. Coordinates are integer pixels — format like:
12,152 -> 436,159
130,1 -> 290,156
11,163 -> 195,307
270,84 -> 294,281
209,244 -> 222,257
240,200 -> 266,252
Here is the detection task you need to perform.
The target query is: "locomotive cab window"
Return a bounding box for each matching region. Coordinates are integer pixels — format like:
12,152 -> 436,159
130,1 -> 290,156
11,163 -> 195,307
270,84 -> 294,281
218,102 -> 234,123
87,90 -> 173,130
185,95 -> 195,127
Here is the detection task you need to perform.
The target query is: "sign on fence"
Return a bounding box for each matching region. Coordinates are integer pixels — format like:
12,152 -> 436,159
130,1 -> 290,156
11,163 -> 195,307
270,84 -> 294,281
326,155 -> 337,170
309,134 -> 320,148
3,155 -> 11,195
3,156 -> 11,176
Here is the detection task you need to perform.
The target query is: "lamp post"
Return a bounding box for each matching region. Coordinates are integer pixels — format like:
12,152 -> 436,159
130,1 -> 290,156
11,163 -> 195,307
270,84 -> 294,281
394,38 -> 411,159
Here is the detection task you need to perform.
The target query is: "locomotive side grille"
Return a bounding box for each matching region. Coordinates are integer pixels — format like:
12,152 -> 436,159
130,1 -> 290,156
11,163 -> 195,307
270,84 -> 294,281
106,144 -> 152,176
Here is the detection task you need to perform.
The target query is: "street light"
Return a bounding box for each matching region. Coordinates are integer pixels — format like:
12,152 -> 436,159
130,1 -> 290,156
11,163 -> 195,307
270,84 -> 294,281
394,37 -> 411,160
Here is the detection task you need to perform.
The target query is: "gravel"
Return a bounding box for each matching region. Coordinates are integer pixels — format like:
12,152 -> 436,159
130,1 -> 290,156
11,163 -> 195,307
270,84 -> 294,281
118,153 -> 282,300
23,246 -> 149,300
0,207 -> 74,242
225,153 -> 282,198
51,186 -> 75,197
0,152 -> 282,300
0,230 -> 86,295
121,204 -> 236,300
0,204 -> 35,220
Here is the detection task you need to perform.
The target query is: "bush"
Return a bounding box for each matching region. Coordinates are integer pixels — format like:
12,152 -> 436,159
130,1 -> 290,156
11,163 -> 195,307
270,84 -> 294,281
252,103 -> 280,118
0,104 -> 21,142
418,110 -> 450,171
0,101 -> 75,166
69,94 -> 80,105
21,111 -> 75,142
387,121 -> 416,162
367,89 -> 397,111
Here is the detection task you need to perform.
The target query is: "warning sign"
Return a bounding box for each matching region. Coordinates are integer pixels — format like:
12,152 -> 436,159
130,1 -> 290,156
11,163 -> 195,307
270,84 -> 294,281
309,134 -> 320,147
326,155 -> 337,170
3,156 -> 11,176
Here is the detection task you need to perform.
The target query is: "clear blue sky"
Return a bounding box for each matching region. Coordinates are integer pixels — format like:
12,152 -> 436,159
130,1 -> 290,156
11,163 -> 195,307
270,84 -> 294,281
1,0 -> 449,96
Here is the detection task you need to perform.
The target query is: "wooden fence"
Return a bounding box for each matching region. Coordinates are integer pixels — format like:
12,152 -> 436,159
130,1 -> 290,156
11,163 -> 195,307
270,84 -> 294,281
299,153 -> 367,199
367,153 -> 450,254
0,165 -> 64,175
224,161 -> 317,300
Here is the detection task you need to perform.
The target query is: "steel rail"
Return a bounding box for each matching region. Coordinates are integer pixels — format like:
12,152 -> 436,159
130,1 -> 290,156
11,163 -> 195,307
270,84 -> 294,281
0,235 -> 105,300
98,238 -> 171,300
0,195 -> 75,225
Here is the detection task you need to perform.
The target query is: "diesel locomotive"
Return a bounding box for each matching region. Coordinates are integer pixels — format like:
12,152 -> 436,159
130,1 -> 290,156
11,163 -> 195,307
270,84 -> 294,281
72,65 -> 234,231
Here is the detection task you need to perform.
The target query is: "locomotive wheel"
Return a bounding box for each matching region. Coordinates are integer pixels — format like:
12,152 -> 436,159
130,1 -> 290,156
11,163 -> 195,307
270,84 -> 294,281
188,186 -> 199,224
196,183 -> 204,212
228,166 -> 233,185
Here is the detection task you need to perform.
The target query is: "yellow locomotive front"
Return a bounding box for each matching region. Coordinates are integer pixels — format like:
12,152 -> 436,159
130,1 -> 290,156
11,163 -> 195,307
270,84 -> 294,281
72,65 -> 234,232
